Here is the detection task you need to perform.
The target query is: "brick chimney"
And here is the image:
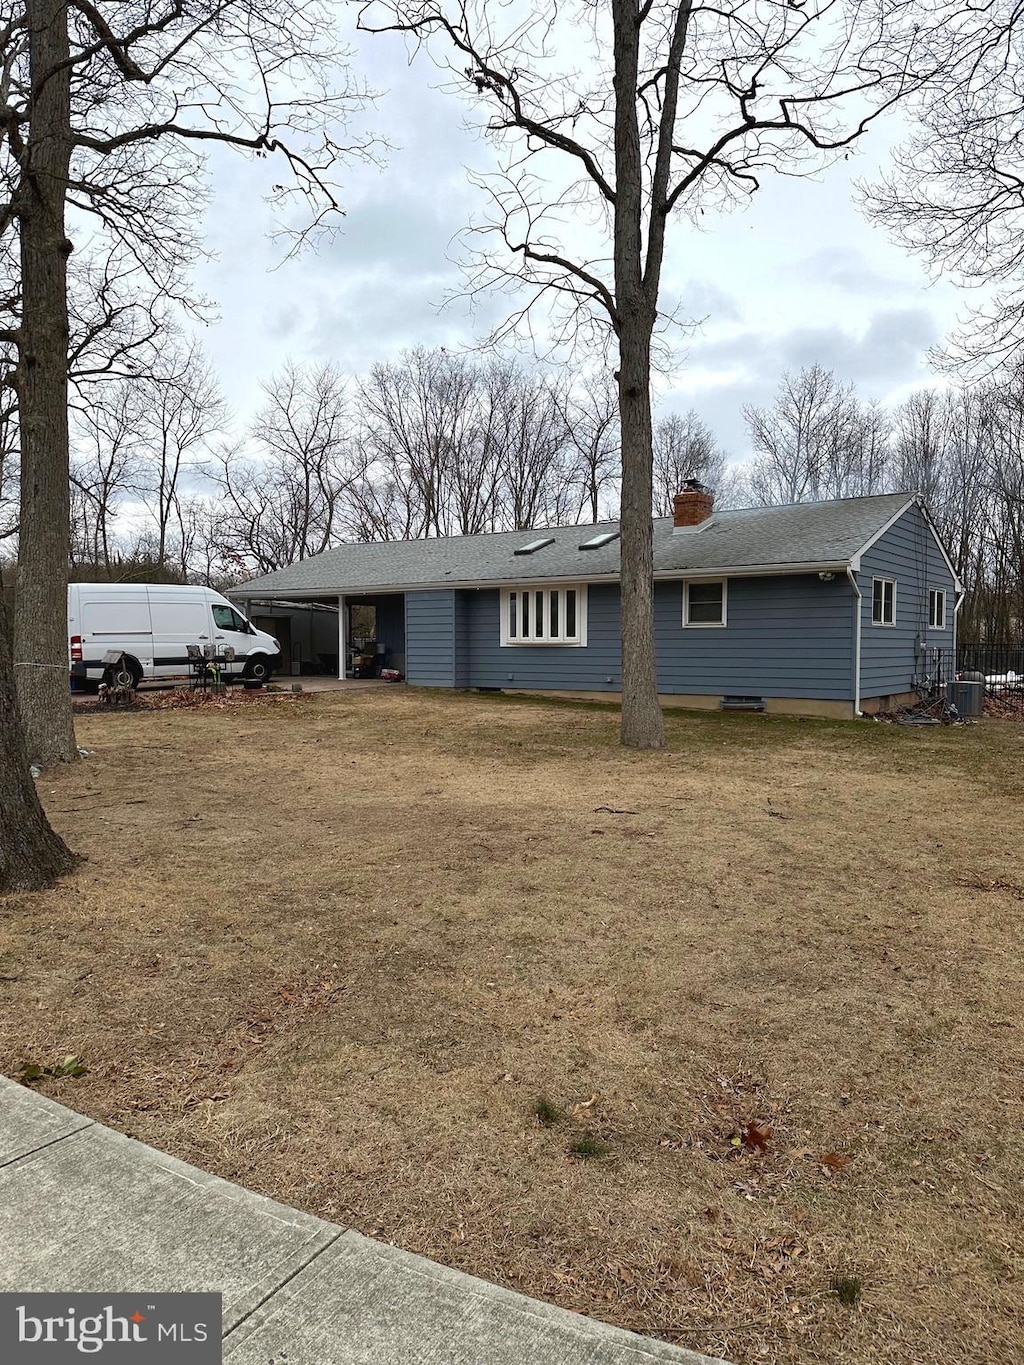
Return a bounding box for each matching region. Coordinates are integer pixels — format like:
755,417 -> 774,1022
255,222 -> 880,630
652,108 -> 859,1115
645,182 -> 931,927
672,480 -> 714,531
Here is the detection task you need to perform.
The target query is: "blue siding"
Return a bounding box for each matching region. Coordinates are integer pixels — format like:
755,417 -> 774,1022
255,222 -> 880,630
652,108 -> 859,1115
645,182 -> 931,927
443,576 -> 855,700
461,584 -> 622,690
405,590 -> 456,686
402,517 -> 955,703
654,575 -> 853,699
453,593 -> 472,688
858,504 -> 957,700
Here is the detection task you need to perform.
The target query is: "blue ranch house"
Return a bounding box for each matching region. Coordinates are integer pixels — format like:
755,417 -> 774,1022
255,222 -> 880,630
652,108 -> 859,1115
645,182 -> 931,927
230,487 -> 962,719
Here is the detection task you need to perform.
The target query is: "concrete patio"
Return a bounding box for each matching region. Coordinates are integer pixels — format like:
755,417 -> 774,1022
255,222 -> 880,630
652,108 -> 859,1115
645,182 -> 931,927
0,1076 -> 729,1364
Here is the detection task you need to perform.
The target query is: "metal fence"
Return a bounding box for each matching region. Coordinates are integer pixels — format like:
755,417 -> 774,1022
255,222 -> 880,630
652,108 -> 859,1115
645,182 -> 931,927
865,641 -> 1024,718
953,644 -> 1024,722
956,642 -> 1024,689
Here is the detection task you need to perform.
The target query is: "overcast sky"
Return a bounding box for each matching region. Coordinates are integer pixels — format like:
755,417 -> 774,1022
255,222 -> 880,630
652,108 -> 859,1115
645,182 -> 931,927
190,22 -> 967,464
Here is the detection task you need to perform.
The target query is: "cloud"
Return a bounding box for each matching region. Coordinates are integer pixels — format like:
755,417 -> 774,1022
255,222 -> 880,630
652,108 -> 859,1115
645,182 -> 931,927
786,247 -> 910,299
683,307 -> 938,387
305,267 -> 503,368
180,23 -> 966,460
327,193 -> 467,274
675,279 -> 742,326
657,378 -> 776,461
263,301 -> 303,343
778,308 -> 939,381
659,308 -> 942,458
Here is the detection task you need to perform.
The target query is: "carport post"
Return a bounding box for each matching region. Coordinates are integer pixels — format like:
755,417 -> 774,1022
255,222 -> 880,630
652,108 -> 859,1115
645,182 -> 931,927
337,596 -> 347,679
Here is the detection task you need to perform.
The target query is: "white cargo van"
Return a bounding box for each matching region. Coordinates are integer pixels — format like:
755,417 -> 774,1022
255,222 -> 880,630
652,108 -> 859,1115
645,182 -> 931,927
68,583 -> 281,689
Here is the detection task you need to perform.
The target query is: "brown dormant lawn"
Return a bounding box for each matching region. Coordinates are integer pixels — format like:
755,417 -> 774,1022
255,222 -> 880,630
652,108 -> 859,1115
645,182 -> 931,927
2,688 -> 1022,1365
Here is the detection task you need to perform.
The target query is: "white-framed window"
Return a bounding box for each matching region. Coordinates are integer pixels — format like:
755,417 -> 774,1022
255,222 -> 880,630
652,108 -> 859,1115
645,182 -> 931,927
928,588 -> 947,630
500,585 -> 587,646
683,579 -> 727,628
872,577 -> 896,626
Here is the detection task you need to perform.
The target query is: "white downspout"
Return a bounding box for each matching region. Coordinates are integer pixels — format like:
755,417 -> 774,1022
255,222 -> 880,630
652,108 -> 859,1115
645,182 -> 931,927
952,587 -> 965,677
846,568 -> 863,717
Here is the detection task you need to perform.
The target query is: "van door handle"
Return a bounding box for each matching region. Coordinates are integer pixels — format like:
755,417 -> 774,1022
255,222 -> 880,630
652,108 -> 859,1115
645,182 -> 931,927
198,634 -> 208,640
215,635 -> 225,641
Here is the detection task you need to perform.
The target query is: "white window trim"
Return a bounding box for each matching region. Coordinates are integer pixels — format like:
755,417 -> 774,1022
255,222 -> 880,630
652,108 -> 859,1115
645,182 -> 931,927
499,584 -> 588,647
683,578 -> 728,628
872,577 -> 896,627
928,587 -> 947,631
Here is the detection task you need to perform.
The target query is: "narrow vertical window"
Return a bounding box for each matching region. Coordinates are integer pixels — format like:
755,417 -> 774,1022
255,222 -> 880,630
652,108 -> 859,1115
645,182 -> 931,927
508,592 -> 517,639
872,578 -> 896,625
549,591 -> 559,637
565,590 -> 576,638
522,591 -> 530,636
534,591 -> 544,636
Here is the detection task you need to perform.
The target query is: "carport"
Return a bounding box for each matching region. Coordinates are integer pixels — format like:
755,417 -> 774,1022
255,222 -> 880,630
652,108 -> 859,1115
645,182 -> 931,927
231,592 -> 405,679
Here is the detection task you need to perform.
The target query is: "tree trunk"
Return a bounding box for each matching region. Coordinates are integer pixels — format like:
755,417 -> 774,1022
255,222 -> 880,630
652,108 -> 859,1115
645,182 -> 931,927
0,595 -> 77,892
612,0 -> 664,749
618,316 -> 664,748
13,0 -> 77,768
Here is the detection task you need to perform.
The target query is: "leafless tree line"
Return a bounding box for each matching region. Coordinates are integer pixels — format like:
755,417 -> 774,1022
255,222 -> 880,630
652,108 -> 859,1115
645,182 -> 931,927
741,364 -> 1024,639
44,344 -> 735,581
5,345 -> 1024,641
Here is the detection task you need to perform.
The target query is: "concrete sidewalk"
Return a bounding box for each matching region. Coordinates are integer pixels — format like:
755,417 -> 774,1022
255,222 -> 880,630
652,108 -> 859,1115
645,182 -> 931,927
0,1077 -> 729,1364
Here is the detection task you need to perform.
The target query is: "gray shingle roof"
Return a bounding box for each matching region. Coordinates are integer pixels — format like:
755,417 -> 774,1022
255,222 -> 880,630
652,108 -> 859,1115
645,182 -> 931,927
229,492 -> 916,599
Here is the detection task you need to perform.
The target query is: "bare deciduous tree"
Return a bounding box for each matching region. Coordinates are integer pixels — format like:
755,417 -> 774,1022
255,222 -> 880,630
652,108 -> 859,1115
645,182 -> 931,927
359,0 -> 958,747
843,401 -> 893,498
0,2 -> 373,889
139,342 -> 228,574
745,366 -> 874,504
66,340 -> 225,579
892,388 -> 949,506
973,371 -> 1024,636
561,375 -> 620,524
353,348 -> 580,537
70,381 -> 141,574
209,362 -> 365,573
652,411 -> 725,516
0,386 -> 17,543
483,359 -> 572,529
359,348 -> 485,538
866,4 -> 1024,370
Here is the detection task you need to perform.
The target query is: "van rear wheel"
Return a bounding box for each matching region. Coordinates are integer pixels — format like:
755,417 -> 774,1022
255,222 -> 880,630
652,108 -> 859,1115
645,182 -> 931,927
114,658 -> 141,690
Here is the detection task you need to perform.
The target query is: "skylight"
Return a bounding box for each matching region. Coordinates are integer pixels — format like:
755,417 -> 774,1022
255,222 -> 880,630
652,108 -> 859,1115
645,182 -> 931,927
514,537 -> 555,556
578,531 -> 620,550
